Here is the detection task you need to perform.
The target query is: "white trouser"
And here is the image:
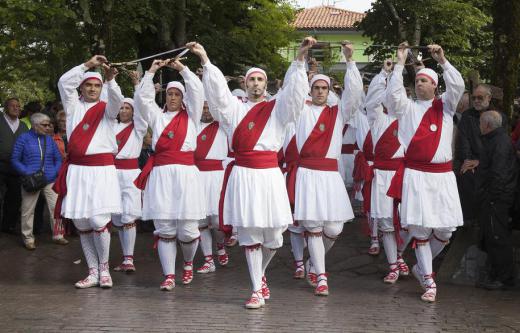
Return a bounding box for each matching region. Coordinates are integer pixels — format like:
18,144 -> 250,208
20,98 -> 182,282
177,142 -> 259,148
237,226 -> 286,249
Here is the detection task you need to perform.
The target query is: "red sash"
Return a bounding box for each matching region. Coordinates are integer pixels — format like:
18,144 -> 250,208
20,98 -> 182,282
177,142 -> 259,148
134,109 -> 193,190
352,131 -> 374,214
283,136 -> 298,175
287,105 -> 339,207
218,100 -> 277,234
114,123 -> 139,170
386,99 -> 451,242
341,143 -> 358,154
195,122 -> 224,171
53,101 -> 114,218
116,123 -> 134,153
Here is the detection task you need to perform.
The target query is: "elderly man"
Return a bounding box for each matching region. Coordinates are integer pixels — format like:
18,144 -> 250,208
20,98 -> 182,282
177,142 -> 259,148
386,43 -> 465,302
191,38 -> 309,309
455,84 -> 507,224
56,56 -> 123,289
476,111 -> 517,290
11,113 -> 66,249
0,98 -> 29,234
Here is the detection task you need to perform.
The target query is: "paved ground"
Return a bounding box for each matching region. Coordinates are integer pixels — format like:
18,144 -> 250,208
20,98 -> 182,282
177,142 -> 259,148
0,219 -> 519,332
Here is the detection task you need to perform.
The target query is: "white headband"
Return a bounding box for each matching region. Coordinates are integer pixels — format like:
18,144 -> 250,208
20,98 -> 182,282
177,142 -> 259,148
310,74 -> 331,88
122,97 -> 134,109
245,67 -> 267,82
416,68 -> 438,86
80,72 -> 103,86
166,81 -> 186,96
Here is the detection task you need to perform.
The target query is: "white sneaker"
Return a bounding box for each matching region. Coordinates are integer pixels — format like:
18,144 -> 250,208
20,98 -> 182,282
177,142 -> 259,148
196,256 -> 216,274
75,269 -> 99,289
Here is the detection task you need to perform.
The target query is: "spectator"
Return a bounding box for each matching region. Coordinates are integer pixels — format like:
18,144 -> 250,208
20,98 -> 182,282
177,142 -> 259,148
53,110 -> 67,159
476,111 -> 517,290
11,113 -> 67,250
138,128 -> 153,169
0,97 -> 29,234
454,84 -> 507,225
20,101 -> 42,129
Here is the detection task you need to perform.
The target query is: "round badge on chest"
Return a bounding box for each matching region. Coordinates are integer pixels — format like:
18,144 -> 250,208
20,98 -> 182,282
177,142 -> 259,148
167,131 -> 174,139
393,129 -> 398,136
430,124 -> 438,132
201,134 -> 207,141
82,123 -> 90,131
319,123 -> 325,132
248,122 -> 255,130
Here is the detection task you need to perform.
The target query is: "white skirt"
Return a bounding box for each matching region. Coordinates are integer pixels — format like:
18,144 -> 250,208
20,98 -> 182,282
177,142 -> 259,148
223,166 -> 292,228
142,164 -> 206,220
62,165 -> 122,219
401,168 -> 463,228
116,169 -> 142,219
340,153 -> 355,186
293,167 -> 354,222
370,169 -> 396,219
199,170 -> 224,216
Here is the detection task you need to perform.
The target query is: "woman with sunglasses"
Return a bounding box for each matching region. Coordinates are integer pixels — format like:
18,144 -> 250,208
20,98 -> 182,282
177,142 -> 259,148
11,112 -> 68,250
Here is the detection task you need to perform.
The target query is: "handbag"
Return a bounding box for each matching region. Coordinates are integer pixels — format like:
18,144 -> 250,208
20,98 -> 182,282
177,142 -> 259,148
21,136 -> 48,192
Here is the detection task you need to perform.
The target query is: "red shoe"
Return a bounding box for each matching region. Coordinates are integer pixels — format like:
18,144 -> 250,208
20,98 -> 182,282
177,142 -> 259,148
182,262 -> 194,285
293,260 -> 305,279
160,274 -> 175,291
305,260 -> 317,288
314,273 -> 329,296
421,277 -> 437,302
216,243 -> 229,266
397,256 -> 409,276
245,291 -> 265,309
261,276 -> 270,300
196,256 -> 216,274
383,264 -> 399,284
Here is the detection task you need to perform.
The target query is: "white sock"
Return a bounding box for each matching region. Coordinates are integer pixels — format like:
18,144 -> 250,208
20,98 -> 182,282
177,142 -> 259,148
323,235 -> 336,254
290,232 -> 305,262
180,239 -> 199,264
199,228 -> 213,257
157,238 -> 176,276
79,232 -> 98,272
397,229 -> 412,255
415,242 -> 433,276
307,234 -> 325,275
382,231 -> 398,264
93,229 -> 111,265
430,237 -> 448,259
245,247 -> 263,292
122,226 -> 136,260
261,246 -> 276,276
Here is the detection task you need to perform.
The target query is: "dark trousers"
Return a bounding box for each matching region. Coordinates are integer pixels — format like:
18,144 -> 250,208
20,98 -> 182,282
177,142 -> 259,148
479,200 -> 515,284
457,171 -> 478,222
0,172 -> 22,232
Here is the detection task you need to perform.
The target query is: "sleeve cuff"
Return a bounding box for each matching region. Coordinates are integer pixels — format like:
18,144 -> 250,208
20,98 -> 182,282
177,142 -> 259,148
393,64 -> 405,73
144,71 -> 155,80
346,61 -> 357,69
80,64 -> 90,72
105,79 -> 117,87
179,66 -> 190,76
441,61 -> 453,71
202,60 -> 213,68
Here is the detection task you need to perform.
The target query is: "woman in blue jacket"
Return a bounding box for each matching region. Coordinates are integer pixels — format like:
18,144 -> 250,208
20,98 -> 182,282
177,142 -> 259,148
11,112 -> 68,249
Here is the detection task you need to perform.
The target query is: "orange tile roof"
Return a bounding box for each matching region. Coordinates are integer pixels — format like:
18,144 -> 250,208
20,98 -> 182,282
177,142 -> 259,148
293,6 -> 366,30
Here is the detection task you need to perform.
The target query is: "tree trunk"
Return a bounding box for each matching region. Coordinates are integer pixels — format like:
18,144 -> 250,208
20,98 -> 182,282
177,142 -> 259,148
382,0 -> 406,41
173,0 -> 187,48
492,0 -> 520,121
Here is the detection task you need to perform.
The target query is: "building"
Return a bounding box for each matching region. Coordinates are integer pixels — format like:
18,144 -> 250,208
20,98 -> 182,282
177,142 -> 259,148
280,5 -> 373,76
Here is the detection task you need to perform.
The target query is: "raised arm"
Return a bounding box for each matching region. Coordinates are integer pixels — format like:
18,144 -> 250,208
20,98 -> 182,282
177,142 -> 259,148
365,62 -> 391,127
134,60 -> 166,127
58,55 -> 108,115
178,65 -> 204,125
187,42 -> 241,127
340,42 -> 364,123
273,59 -> 308,125
440,61 -> 465,117
384,44 -> 413,119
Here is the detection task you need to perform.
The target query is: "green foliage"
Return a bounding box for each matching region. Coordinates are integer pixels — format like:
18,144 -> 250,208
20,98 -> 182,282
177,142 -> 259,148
0,0 -> 296,104
358,0 -> 491,78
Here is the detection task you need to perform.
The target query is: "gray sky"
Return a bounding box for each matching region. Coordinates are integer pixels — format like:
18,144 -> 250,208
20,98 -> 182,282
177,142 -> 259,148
292,0 -> 374,13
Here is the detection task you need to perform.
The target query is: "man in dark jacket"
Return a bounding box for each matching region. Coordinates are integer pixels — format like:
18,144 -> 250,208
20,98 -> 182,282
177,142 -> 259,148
455,84 -> 508,224
0,97 -> 29,234
476,110 -> 517,289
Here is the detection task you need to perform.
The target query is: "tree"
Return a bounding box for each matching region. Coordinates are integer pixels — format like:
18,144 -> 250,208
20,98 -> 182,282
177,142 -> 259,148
358,0 -> 491,81
0,0 -> 296,104
491,0 -> 520,119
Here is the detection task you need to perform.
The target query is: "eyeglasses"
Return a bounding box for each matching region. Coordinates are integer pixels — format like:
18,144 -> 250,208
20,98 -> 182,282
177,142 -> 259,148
472,95 -> 487,101
39,123 -> 52,128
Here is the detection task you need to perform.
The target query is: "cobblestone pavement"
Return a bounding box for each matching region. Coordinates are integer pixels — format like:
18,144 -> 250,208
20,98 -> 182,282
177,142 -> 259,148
0,219 -> 519,332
